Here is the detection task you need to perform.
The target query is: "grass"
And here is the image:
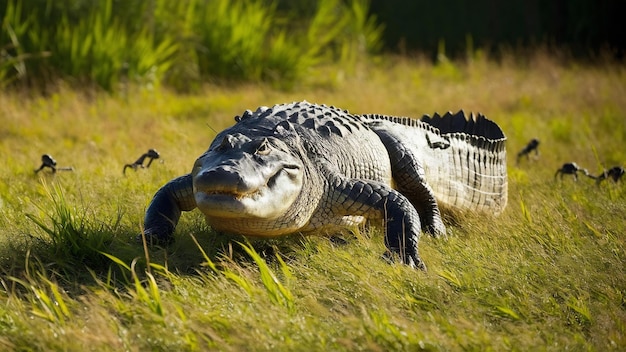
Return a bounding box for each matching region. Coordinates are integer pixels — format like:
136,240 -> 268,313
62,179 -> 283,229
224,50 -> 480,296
0,52 -> 625,350
1,0 -> 382,91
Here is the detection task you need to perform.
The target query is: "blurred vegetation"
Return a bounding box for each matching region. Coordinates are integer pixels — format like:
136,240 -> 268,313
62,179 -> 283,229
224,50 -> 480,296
2,0 -> 622,93
0,0 -> 383,91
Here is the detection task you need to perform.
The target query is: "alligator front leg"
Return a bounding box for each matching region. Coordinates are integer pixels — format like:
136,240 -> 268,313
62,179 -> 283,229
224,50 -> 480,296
142,174 -> 196,244
323,172 -> 426,270
374,129 -> 446,238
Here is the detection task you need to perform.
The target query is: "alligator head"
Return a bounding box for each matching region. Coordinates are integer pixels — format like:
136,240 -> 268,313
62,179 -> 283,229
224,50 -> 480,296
192,132 -> 305,232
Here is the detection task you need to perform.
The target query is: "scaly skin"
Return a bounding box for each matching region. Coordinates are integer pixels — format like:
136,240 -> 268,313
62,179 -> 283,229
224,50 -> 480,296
142,102 -> 508,269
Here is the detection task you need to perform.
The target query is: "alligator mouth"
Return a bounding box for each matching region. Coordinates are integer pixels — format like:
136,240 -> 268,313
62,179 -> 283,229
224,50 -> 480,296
201,189 -> 260,201
195,164 -> 302,219
198,165 -> 295,200
194,190 -> 252,218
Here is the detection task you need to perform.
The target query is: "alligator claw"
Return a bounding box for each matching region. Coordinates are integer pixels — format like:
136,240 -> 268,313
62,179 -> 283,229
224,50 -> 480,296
136,229 -> 174,247
425,220 -> 447,239
407,254 -> 427,271
382,251 -> 427,271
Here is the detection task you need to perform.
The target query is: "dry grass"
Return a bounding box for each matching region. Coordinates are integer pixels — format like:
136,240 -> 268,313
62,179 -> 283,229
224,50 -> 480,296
0,53 -> 625,351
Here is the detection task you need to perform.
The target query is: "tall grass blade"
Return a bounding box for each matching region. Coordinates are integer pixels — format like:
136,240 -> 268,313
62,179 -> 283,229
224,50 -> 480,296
221,270 -> 254,296
190,234 -> 254,295
437,269 -> 463,290
239,241 -> 294,311
520,198 -> 532,223
494,305 -> 521,321
274,248 -> 294,282
25,182 -> 113,271
190,233 -> 218,273
566,296 -> 592,325
8,272 -> 72,325
100,251 -> 132,272
583,221 -> 603,238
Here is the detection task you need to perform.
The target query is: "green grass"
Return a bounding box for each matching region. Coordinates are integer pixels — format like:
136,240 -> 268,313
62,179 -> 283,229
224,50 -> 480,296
0,53 -> 625,351
1,0 -> 382,91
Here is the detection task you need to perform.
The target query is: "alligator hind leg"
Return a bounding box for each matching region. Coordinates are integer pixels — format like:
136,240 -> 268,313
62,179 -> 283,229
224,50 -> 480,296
374,130 -> 446,238
320,171 -> 426,270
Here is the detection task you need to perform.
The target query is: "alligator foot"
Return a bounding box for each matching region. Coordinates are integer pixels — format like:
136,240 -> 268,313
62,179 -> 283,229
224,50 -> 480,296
382,250 -> 427,271
425,221 -> 446,239
136,230 -> 175,247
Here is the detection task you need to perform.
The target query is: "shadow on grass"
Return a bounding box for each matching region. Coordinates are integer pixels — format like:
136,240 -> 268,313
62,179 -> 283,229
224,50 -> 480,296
0,196 -> 308,299
0,181 -> 362,305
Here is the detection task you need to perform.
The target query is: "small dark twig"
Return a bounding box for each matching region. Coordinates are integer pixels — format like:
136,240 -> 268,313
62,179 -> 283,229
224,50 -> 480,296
123,149 -> 161,175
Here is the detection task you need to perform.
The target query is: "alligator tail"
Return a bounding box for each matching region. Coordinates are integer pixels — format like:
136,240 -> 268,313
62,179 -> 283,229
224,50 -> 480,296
420,111 -> 507,214
363,111 -> 507,215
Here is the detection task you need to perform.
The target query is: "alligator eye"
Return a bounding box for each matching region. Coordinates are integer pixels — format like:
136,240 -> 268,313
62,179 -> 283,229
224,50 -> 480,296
216,134 -> 237,152
255,138 -> 271,156
192,158 -> 203,172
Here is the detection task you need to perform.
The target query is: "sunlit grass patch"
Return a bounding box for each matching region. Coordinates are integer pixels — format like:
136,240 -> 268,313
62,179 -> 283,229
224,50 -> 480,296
23,182 -> 116,272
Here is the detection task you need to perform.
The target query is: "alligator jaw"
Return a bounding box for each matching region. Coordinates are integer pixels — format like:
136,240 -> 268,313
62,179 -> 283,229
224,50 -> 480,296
194,165 -> 302,219
194,190 -> 257,217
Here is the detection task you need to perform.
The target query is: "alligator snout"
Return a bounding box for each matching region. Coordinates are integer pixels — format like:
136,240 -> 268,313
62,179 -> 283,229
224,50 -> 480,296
194,165 -> 264,196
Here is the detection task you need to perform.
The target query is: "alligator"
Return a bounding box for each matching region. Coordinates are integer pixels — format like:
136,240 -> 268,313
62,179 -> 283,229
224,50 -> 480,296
141,102 -> 507,270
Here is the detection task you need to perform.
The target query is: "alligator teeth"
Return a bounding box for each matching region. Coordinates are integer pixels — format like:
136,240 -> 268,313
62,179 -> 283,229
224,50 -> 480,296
204,190 -> 260,200
205,191 -> 239,197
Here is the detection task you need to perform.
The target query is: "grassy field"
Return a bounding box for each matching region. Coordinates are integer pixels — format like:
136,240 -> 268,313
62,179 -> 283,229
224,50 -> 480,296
0,53 -> 625,351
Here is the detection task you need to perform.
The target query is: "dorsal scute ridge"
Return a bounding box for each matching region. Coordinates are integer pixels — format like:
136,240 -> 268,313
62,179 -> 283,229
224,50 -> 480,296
421,110 -> 505,142
233,101 -> 366,137
233,103 -> 504,152
361,109 -> 506,153
361,113 -> 445,137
